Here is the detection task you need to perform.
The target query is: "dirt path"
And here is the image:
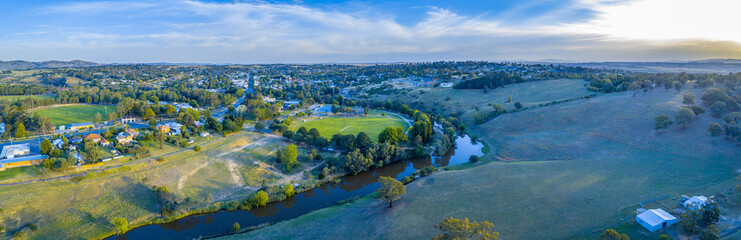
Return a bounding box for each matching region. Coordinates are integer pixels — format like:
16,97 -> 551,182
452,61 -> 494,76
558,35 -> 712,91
177,162 -> 209,190
225,159 -> 245,186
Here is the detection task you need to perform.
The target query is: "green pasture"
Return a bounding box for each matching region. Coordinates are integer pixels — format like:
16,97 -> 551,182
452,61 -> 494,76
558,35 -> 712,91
289,110 -> 409,141
31,104 -> 115,126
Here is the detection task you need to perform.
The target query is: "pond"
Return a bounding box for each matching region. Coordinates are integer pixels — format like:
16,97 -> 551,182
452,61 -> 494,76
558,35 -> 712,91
112,135 -> 483,240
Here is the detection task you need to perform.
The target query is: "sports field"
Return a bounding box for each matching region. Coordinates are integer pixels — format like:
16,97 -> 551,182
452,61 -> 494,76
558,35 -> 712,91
223,86 -> 741,240
31,104 -> 115,126
289,110 -> 409,141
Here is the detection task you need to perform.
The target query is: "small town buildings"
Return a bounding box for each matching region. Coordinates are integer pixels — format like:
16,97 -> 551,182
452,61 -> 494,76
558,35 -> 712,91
683,196 -> 708,210
69,122 -> 95,131
85,133 -> 103,143
636,209 -> 677,232
52,139 -> 64,149
116,132 -> 135,144
0,144 -> 31,159
124,128 -> 139,138
440,82 -> 454,87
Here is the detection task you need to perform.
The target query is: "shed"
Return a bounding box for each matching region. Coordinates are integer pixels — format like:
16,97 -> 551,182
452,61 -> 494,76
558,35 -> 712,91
683,196 -> 708,210
636,209 -> 677,232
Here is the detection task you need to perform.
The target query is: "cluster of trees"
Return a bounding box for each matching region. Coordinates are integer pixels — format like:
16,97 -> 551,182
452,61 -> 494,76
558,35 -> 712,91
275,144 -> 299,171
680,200 -> 720,240
0,84 -> 49,95
433,217 -> 499,240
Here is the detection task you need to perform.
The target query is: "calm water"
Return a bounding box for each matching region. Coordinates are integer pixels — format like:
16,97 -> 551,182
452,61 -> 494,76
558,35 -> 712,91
113,135 -> 483,240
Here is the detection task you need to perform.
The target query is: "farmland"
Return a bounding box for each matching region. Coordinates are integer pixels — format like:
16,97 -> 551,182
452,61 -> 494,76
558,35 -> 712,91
30,104 -> 114,126
222,86 -> 741,240
288,110 -> 409,141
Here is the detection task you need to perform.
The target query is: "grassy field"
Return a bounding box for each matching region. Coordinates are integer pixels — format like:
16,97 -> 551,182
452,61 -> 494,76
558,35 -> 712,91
379,78 -> 595,125
289,110 -> 409,141
223,86 -> 741,240
0,95 -> 53,103
0,131 -> 325,239
31,104 -> 115,126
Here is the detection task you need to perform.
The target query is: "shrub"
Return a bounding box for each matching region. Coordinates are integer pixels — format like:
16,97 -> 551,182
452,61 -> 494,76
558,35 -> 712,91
469,155 -> 480,163
156,157 -> 166,162
193,145 -> 201,152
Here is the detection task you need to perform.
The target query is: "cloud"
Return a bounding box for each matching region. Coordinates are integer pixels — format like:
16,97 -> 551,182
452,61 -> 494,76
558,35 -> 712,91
2,0 -> 740,63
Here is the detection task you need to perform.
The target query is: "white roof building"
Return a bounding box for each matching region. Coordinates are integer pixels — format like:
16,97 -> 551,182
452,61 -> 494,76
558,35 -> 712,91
683,196 -> 708,210
0,144 -> 31,159
636,209 -> 677,232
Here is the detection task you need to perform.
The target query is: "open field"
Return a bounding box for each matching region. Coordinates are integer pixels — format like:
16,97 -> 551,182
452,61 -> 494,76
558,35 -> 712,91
224,87 -> 741,240
0,131 -> 324,239
379,78 -> 595,125
0,95 -> 53,102
31,104 -> 115,126
289,110 -> 409,141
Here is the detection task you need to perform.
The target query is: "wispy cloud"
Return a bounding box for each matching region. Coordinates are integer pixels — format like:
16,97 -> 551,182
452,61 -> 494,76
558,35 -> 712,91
1,0 -> 739,63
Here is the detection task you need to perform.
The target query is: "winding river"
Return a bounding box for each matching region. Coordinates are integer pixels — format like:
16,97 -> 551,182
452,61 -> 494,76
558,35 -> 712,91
113,135 -> 483,240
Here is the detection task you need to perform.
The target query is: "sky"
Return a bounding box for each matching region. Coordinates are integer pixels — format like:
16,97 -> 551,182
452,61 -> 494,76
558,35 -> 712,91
1,0 -> 741,63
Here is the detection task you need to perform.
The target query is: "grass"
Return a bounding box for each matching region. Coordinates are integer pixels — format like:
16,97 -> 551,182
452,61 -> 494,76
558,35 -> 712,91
0,131 -> 316,239
31,104 -> 115,126
220,86 -> 741,240
378,78 -> 595,125
289,110 -> 409,141
0,95 -> 53,103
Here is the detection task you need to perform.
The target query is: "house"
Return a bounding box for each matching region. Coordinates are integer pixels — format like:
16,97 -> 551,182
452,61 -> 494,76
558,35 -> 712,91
71,136 -> 83,144
165,122 -> 183,135
69,145 -> 77,151
100,139 -> 111,147
284,100 -> 301,108
194,121 -> 205,127
69,122 -> 95,131
156,124 -> 171,134
199,132 -> 211,138
440,82 -> 454,88
683,196 -> 708,210
52,139 -> 65,149
0,144 -> 31,159
121,117 -> 139,124
116,132 -> 134,144
85,133 -> 103,143
0,122 -> 5,134
124,128 -> 139,138
636,209 -> 677,232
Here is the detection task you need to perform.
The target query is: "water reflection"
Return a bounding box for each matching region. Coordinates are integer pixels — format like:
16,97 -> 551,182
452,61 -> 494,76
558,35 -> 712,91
114,135 -> 483,240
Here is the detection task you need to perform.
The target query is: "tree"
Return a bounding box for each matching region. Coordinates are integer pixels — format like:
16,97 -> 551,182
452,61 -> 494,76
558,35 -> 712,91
85,145 -> 103,162
514,101 -> 524,109
700,224 -> 719,240
111,217 -> 128,235
155,129 -> 165,149
600,229 -> 629,240
14,122 -> 28,138
255,121 -> 266,130
379,127 -> 408,144
94,112 -> 102,124
143,107 -> 156,120
355,132 -> 372,150
690,105 -> 705,116
282,144 -> 298,171
283,184 -> 295,197
708,123 -> 723,140
658,234 -> 671,240
676,108 -> 696,127
433,217 -> 498,240
193,145 -> 201,152
683,93 -> 695,105
252,190 -> 269,207
378,176 -> 405,208
655,114 -> 672,132
232,222 -> 240,233
40,138 -> 52,155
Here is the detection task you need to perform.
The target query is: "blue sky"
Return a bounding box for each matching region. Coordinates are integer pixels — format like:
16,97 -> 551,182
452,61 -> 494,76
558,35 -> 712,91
1,0 -> 740,63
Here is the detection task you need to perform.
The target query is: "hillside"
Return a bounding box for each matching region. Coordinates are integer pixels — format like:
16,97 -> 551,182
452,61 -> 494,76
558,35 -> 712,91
221,86 -> 741,240
0,60 -> 98,71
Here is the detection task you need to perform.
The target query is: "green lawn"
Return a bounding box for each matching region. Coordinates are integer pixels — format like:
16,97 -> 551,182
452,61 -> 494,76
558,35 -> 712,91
289,110 -> 409,141
0,95 -> 53,103
223,86 -> 741,240
31,104 -> 115,126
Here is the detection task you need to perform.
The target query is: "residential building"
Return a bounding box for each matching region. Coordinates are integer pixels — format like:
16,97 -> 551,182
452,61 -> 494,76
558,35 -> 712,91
636,209 -> 677,232
683,196 -> 708,210
52,139 -> 65,148
156,124 -> 171,134
124,128 -> 139,138
71,136 -> 83,144
85,133 -> 103,143
0,122 -> 5,134
116,132 -> 135,144
100,139 -> 111,147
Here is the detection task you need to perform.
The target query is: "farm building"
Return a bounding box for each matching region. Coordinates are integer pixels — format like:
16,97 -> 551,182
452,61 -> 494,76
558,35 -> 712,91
683,196 -> 708,210
69,122 -> 94,131
636,209 -> 677,232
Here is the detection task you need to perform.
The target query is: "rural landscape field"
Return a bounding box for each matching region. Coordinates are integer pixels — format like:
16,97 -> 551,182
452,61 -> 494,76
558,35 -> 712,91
1,0 -> 740,240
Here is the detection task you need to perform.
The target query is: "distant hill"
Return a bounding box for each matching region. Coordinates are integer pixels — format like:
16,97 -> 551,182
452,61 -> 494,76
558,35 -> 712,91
0,60 -> 98,71
550,59 -> 741,73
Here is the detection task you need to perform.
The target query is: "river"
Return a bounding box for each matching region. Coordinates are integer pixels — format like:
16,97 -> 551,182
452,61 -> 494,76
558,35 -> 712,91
113,135 -> 484,240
